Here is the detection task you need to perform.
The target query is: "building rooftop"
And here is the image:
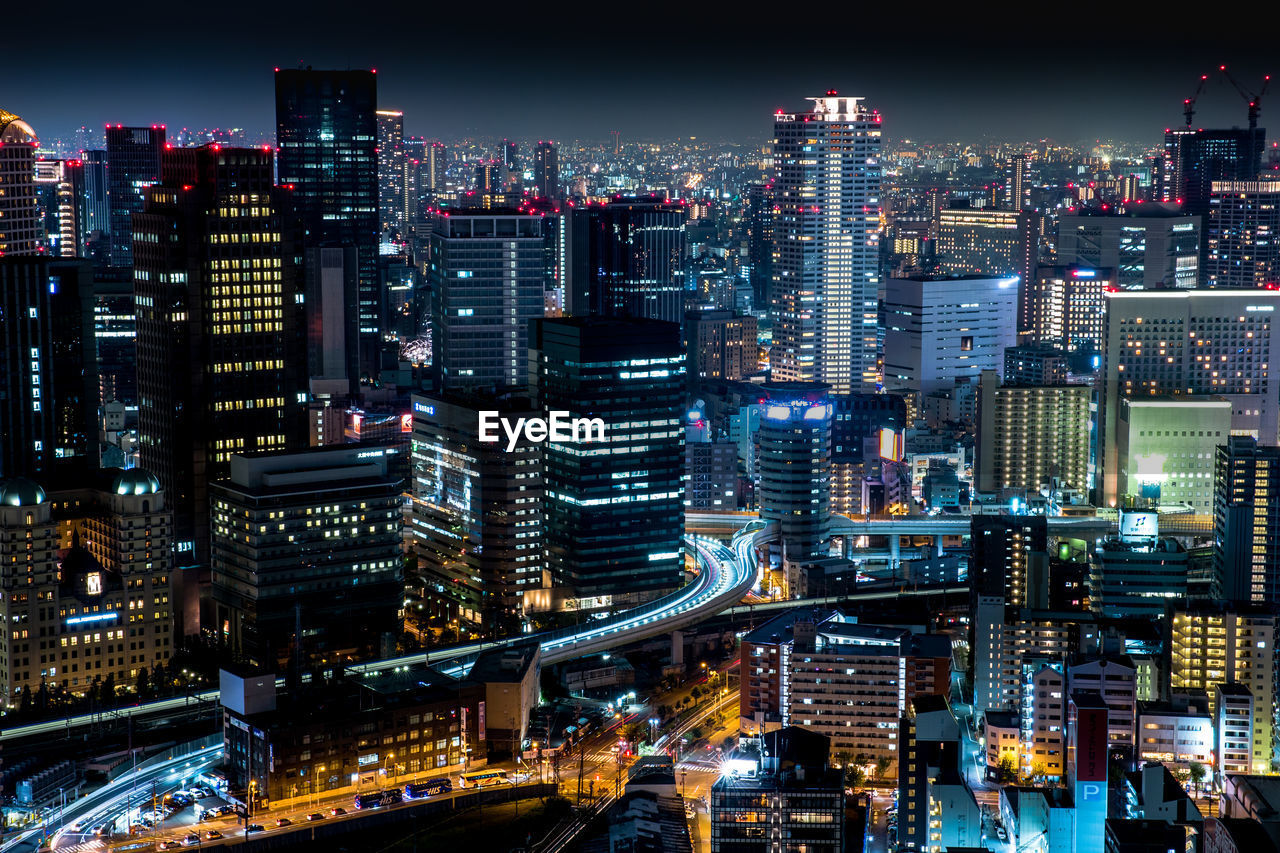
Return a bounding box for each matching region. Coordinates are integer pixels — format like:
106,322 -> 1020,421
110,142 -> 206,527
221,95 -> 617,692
468,642 -> 539,685
985,709 -> 1019,729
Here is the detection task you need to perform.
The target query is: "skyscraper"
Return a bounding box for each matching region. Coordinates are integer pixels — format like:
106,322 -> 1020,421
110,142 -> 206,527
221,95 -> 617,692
105,124 -> 166,269
275,68 -> 380,380
0,109 -> 40,257
1005,152 -> 1033,210
757,383 -> 832,562
935,207 -> 1035,332
533,141 -> 558,199
429,209 -> 548,393
975,370 -> 1091,495
745,181 -> 774,312
532,316 -> 685,606
565,197 -> 688,324
1215,436 -> 1280,605
134,144 -> 307,564
1164,127 -> 1264,217
80,150 -> 110,261
1205,180 -> 1280,288
1057,203 -> 1200,290
771,93 -> 882,392
375,109 -> 406,233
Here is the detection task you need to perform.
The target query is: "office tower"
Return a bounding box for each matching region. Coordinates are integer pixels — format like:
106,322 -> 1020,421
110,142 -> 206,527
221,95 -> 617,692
1090,511 -> 1188,619
0,109 -> 40,256
275,69 -> 380,380
1165,127 -> 1265,218
134,145 -> 307,564
502,139 -> 519,182
831,392 -> 907,516
746,182 -> 775,312
685,440 -> 739,510
1005,153 -> 1033,210
104,125 -> 165,268
757,383 -> 832,561
975,370 -> 1091,494
531,316 -> 684,605
1025,265 -> 1111,352
882,274 -> 1018,395
472,161 -> 504,207
1098,289 -> 1280,506
1171,603 -> 1276,773
79,150 -> 111,260
0,469 -> 172,706
1115,396 -> 1230,513
565,197 -> 688,324
684,310 -> 758,386
897,695 -> 972,852
426,141 -> 447,195
429,209 -> 548,392
375,109 -> 405,233
1217,682 -> 1255,776
533,140 -> 557,199
710,728 -> 845,853
305,245 -> 359,397
1067,658 -> 1137,755
969,515 -> 1048,604
1003,344 -> 1070,386
1205,180 -> 1280,287
1057,204 -> 1200,290
409,393 -> 543,634
935,207 -> 1035,327
0,257 -> 98,484
1215,436 -> 1280,604
33,158 -> 80,257
771,93 -> 882,392
210,447 -> 401,667
1068,691 -> 1111,853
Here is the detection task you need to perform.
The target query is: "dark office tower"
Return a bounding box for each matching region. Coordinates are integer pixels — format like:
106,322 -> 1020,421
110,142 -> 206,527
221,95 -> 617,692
757,383 -> 833,560
565,196 -> 687,323
473,161 -> 504,207
274,68 -> 380,381
1205,180 -> 1280,287
0,257 -> 98,483
93,268 -> 137,406
1005,153 -> 1032,210
1215,436 -> 1280,605
305,245 -> 359,397
429,210 -> 548,393
746,182 -> 774,312
0,109 -> 40,256
533,141 -> 558,199
375,110 -> 405,233
772,94 -> 883,393
503,139 -> 519,182
531,316 -> 685,605
969,514 -> 1048,606
80,150 -> 110,261
104,125 -> 165,269
428,142 -> 447,195
134,145 -> 307,565
1166,127 -> 1264,217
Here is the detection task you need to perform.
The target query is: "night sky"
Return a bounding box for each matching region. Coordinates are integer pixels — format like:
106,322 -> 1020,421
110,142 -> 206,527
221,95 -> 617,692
8,5 -> 1277,147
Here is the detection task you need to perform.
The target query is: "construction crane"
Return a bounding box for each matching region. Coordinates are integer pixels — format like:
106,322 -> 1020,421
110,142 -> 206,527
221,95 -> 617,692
1220,65 -> 1272,130
1184,74 -> 1209,128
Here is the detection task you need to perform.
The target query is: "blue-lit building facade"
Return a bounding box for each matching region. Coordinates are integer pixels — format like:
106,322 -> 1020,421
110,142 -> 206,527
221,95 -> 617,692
104,124 -> 165,269
532,316 -> 685,606
757,382 -> 833,560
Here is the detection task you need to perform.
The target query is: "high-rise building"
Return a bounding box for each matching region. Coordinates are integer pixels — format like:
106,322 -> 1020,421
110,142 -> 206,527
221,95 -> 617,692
898,695 -> 979,852
757,383 -> 832,562
429,210 -> 548,393
882,274 -> 1018,395
275,69 -> 380,380
1067,657 -> 1137,755
771,93 -> 882,392
426,142 -> 447,196
565,197 -> 688,324
1057,204 -> 1200,290
1025,265 -> 1111,352
134,145 -> 307,564
0,257 -> 98,484
1115,396 -> 1230,514
105,124 -> 165,269
684,310 -> 758,386
209,447 -> 402,667
830,392 -> 907,517
80,150 -> 110,260
533,141 -> 557,199
1164,127 -> 1264,219
935,207 -> 1035,329
975,370 -> 1091,495
375,109 -> 406,233
1002,344 -> 1070,386
93,268 -> 138,407
1098,289 -> 1280,506
969,515 -> 1048,606
305,245 -> 359,396
1215,436 -> 1280,605
0,469 -> 173,706
0,109 -> 40,257
409,392 -> 543,633
531,316 -> 684,605
1170,603 -> 1277,773
1005,153 -> 1033,210
745,182 -> 774,312
1205,180 -> 1280,288
1089,513 -> 1188,620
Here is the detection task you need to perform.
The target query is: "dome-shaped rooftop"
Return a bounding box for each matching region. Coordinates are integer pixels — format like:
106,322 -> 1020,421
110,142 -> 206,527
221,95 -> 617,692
0,478 -> 47,507
111,467 -> 161,496
0,110 -> 37,144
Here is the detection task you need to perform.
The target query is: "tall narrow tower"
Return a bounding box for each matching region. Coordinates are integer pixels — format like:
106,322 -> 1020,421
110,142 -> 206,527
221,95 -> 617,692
375,109 -> 406,233
771,93 -> 883,392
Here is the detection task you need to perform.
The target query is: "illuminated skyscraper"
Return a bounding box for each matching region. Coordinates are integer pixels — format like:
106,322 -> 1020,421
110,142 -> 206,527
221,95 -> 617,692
1057,204 -> 1200,290
1004,153 -> 1033,210
1205,180 -> 1280,287
771,93 -> 882,392
275,69 -> 380,380
1215,436 -> 1280,605
533,141 -> 558,199
757,382 -> 833,561
0,109 -> 41,257
134,145 -> 307,564
1163,127 -> 1264,216
935,206 -> 1035,332
375,109 -> 406,233
105,124 -> 165,268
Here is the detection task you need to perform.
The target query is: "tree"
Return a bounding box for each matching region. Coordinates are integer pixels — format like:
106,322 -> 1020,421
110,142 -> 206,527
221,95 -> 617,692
1188,762 -> 1206,795
136,667 -> 151,701
848,764 -> 867,790
874,757 -> 891,781
997,753 -> 1018,784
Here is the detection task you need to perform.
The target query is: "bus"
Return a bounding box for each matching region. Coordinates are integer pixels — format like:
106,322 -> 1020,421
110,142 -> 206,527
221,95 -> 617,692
459,769 -> 509,788
353,789 -> 403,810
404,778 -> 452,799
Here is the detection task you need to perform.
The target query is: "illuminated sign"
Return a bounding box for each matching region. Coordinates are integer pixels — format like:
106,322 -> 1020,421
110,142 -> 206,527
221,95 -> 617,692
66,611 -> 118,626
1247,305 -> 1275,312
413,402 -> 435,416
400,413 -> 413,433
1119,511 -> 1158,542
763,402 -> 832,422
1072,270 -> 1096,278
878,428 -> 903,462
86,572 -> 102,595
358,753 -> 379,767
